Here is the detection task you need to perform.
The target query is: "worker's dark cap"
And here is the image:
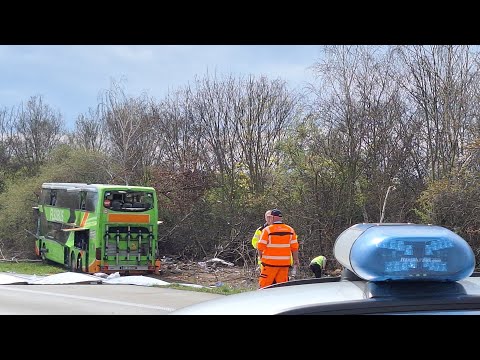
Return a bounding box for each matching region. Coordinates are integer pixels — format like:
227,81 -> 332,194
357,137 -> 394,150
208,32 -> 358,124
271,209 -> 282,217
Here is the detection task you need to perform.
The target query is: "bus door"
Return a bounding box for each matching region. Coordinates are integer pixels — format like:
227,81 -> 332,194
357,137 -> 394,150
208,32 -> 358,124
74,229 -> 89,271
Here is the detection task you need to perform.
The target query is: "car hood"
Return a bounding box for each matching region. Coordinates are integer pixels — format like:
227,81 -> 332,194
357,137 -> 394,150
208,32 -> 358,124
171,276 -> 480,315
170,280 -> 367,315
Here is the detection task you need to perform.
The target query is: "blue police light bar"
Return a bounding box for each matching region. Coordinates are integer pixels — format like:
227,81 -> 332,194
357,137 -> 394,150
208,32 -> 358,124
333,223 -> 475,282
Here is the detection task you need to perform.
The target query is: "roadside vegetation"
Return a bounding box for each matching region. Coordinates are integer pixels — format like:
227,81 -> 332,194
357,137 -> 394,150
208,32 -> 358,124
164,283 -> 248,295
0,261 -> 65,276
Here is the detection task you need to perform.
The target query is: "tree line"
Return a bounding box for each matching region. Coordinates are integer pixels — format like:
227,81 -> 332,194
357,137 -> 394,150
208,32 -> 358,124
0,45 -> 479,272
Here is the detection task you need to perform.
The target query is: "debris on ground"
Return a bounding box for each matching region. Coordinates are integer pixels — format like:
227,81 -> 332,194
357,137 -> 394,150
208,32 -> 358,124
151,256 -> 258,290
151,256 -> 342,290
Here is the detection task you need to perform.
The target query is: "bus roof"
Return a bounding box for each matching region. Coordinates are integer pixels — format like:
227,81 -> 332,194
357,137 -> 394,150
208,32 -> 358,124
41,183 -> 156,192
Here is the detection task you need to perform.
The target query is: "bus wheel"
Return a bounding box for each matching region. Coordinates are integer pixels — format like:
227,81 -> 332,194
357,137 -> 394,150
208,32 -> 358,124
41,244 -> 48,264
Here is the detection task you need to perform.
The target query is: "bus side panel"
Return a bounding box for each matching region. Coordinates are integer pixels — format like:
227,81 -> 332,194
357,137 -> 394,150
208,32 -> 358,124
38,206 -> 73,266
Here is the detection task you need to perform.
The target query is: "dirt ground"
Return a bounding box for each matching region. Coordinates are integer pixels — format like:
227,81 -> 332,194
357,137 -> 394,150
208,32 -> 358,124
150,255 -> 342,290
151,255 -> 259,290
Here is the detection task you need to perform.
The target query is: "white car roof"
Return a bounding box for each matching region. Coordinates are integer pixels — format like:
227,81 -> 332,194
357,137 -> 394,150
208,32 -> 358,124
171,276 -> 480,315
172,279 -> 367,315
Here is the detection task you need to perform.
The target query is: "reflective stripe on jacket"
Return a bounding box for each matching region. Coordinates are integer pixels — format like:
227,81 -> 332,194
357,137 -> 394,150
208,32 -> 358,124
258,222 -> 298,266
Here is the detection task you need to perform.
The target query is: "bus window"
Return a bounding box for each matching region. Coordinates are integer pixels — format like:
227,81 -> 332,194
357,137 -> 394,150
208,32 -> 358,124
79,192 -> 86,210
111,194 -> 123,210
104,191 -> 153,211
85,192 -> 97,212
50,190 -> 57,206
56,189 -> 79,209
40,189 -> 51,205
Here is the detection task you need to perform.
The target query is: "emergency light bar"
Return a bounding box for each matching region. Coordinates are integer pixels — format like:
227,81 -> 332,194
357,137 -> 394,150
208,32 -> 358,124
333,223 -> 475,282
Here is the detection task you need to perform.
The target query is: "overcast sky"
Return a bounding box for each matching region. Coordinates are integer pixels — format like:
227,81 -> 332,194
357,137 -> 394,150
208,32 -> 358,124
0,45 -> 322,129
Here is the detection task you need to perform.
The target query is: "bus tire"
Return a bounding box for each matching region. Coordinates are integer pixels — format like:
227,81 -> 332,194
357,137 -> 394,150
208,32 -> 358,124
41,244 -> 48,264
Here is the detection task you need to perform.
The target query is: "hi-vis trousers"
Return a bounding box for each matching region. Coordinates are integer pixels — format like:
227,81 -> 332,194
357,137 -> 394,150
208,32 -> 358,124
259,264 -> 289,288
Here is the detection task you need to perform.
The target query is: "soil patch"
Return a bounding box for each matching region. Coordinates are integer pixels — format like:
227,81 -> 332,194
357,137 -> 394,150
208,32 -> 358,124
149,256 -> 259,290
148,256 -> 343,290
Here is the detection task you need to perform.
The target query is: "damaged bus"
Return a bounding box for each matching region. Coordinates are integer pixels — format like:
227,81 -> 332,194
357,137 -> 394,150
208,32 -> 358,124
33,182 -> 161,275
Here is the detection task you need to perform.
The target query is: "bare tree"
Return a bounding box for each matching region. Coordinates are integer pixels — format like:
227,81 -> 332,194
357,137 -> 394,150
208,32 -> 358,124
394,45 -> 480,181
98,79 -> 158,185
234,75 -> 298,194
308,45 -> 373,225
0,107 -> 15,172
0,106 -> 16,192
284,45 -> 424,263
10,95 -> 64,174
151,88 -> 211,172
192,73 -> 239,185
71,108 -> 106,152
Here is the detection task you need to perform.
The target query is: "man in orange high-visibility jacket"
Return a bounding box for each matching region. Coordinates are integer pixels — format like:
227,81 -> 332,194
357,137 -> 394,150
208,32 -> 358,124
257,208 -> 300,288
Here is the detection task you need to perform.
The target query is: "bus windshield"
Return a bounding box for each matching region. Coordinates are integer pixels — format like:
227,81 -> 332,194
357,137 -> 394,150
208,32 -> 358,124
103,190 -> 154,212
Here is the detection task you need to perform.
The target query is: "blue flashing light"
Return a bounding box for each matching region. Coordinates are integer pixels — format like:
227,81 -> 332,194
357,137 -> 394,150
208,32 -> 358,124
333,223 -> 475,282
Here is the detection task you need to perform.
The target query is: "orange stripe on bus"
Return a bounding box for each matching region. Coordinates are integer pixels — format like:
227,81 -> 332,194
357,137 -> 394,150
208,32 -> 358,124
107,214 -> 151,224
88,260 -> 101,274
80,212 -> 89,227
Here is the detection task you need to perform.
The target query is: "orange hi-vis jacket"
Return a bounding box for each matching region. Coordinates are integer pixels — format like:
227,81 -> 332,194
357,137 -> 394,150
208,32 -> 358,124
258,222 -> 298,267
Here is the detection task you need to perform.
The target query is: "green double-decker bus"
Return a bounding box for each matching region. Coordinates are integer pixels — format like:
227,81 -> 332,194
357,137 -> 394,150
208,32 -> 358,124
33,182 -> 161,275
